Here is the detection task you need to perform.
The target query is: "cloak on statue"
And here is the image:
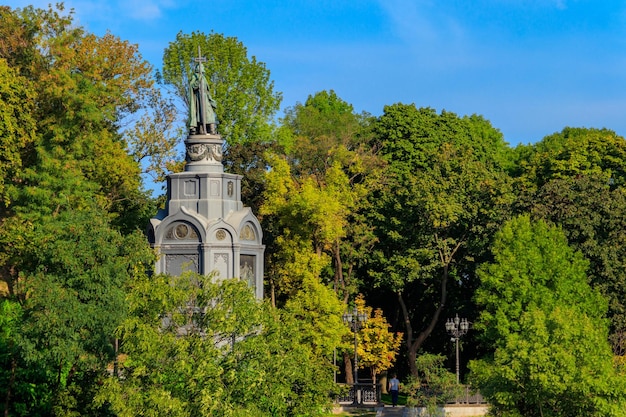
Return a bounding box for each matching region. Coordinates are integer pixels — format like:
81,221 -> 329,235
189,60 -> 217,135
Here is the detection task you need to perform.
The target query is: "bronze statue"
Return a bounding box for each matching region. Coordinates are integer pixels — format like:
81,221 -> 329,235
189,48 -> 217,135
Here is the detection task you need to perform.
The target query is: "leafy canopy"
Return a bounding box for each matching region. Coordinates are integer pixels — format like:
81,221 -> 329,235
470,215 -> 626,417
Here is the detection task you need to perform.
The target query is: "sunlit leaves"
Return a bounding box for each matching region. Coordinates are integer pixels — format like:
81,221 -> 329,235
470,215 -> 626,416
0,59 -> 35,207
97,275 -> 336,417
354,295 -> 403,382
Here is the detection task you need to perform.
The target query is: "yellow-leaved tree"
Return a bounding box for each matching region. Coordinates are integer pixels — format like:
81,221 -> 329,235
354,295 -> 403,384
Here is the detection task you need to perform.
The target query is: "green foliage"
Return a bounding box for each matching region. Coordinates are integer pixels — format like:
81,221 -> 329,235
513,128 -> 626,354
523,174 -> 626,351
365,103 -> 514,375
267,91 -> 381,306
0,58 -> 35,207
261,153 -> 356,302
470,215 -> 626,417
284,276 -> 350,358
0,206 -> 153,416
405,353 -> 461,415
514,127 -> 626,189
96,274 -> 337,417
160,31 -> 282,145
0,4 -> 162,415
373,104 -> 512,173
0,4 -> 171,218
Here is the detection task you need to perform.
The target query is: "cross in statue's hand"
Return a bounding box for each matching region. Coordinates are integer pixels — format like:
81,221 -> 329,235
194,45 -> 207,65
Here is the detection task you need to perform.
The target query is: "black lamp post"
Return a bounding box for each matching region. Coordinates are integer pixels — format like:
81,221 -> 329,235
445,314 -> 469,384
343,306 -> 367,384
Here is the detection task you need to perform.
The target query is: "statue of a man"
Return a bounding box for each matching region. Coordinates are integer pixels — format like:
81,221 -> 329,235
189,56 -> 217,135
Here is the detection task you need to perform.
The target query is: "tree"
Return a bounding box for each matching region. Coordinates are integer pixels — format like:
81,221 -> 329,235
365,104 -> 514,376
96,274 -> 339,417
261,154 -> 358,305
0,206 -> 152,416
513,127 -> 626,190
283,276 -> 350,360
0,4 -> 177,210
520,174 -> 626,355
469,215 -> 626,416
0,58 -> 35,208
160,31 -> 282,145
353,295 -> 402,384
0,5 -> 164,415
512,128 -> 626,355
405,353 -> 460,416
267,91 -> 381,307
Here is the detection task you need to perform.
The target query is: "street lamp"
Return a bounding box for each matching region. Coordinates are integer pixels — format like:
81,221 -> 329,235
445,314 -> 469,384
343,306 -> 367,384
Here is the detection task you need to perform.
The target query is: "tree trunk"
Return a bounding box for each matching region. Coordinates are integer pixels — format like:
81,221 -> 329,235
343,351 -> 354,384
398,263 -> 450,377
333,240 -> 345,298
380,371 -> 389,394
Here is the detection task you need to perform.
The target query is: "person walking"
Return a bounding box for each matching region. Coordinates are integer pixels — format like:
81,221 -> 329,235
388,373 -> 400,407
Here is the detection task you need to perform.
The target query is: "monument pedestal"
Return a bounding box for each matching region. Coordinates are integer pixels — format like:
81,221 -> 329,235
148,133 -> 264,299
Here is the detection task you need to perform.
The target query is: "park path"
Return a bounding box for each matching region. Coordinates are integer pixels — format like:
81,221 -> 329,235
376,406 -> 406,417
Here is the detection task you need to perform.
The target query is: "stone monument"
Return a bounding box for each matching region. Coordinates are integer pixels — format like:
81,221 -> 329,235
147,50 -> 264,299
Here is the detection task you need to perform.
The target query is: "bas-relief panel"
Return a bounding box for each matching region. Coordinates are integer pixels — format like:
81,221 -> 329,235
184,179 -> 197,197
240,255 -> 256,290
240,224 -> 255,241
210,180 -> 220,196
166,254 -> 199,276
213,253 -> 229,279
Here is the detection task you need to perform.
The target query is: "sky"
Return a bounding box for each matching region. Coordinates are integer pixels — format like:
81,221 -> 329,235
7,0 -> 626,146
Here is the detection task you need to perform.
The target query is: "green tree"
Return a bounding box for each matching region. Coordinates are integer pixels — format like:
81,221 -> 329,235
0,5 -> 162,415
0,58 -> 35,207
366,103 -> 514,376
283,276 -> 350,360
268,91 -> 381,305
520,174 -> 626,355
96,274 -> 338,417
513,127 -> 626,190
405,353 -> 460,416
160,31 -> 282,145
512,128 -> 626,355
469,215 -> 626,417
275,92 -> 386,384
261,154 -> 358,304
0,206 -> 152,416
0,4 -> 174,217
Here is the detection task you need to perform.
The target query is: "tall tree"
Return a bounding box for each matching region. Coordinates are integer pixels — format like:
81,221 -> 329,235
469,215 -> 626,417
0,5 -> 161,415
0,4 -> 172,227
512,127 -> 626,191
160,31 -> 282,145
513,127 -> 626,355
271,91 -> 381,304
366,103 -> 514,376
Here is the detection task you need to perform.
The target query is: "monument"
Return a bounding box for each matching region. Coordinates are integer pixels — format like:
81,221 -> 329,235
147,49 -> 264,298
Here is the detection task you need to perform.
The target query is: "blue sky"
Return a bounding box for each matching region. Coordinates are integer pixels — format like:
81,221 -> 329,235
8,0 -> 626,145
